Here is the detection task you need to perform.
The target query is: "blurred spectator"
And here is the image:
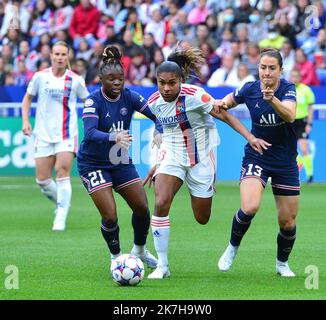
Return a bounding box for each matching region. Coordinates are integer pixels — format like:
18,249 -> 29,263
50,0 -> 74,36
1,44 -> 14,70
247,9 -> 268,43
234,62 -> 256,88
0,56 -> 8,85
14,40 -> 39,72
235,23 -> 249,56
1,28 -> 21,59
241,42 -> 260,79
76,37 -> 93,60
295,48 -> 320,86
233,0 -> 254,25
277,12 -> 297,49
259,0 -> 276,23
144,6 -> 166,47
101,23 -> 120,45
12,59 -> 33,86
199,41 -> 221,81
142,32 -> 160,66
280,40 -> 296,80
205,14 -> 219,40
259,22 -> 286,49
191,22 -> 218,50
52,29 -> 72,45
138,0 -> 153,26
162,31 -> 178,60
294,0 -> 311,35
217,7 -> 235,31
69,0 -> 100,50
72,57 -> 88,80
216,28 -> 233,57
96,0 -> 121,18
36,58 -> 51,71
121,29 -> 141,57
29,0 -> 52,49
120,7 -> 144,46
188,0 -> 211,26
275,0 -> 298,26
148,47 -> 164,84
312,29 -> 326,69
125,47 -> 152,86
170,9 -> 195,42
165,0 -> 179,34
114,0 -> 134,34
207,54 -> 238,87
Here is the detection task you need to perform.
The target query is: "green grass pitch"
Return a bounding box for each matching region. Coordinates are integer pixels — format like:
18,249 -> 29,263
1,177 -> 325,300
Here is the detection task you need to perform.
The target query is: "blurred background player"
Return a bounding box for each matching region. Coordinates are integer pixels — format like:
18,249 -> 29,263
144,46 -> 270,279
77,45 -> 159,270
22,41 -> 89,231
215,48 -> 299,277
290,68 -> 315,183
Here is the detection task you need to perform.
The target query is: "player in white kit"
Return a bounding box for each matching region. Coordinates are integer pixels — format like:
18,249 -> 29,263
22,41 -> 89,231
144,46 -> 270,279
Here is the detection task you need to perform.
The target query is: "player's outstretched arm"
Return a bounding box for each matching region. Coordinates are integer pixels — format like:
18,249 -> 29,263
211,109 -> 271,155
21,93 -> 34,136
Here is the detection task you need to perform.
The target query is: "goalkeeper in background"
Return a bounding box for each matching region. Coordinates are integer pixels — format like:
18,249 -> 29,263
290,68 -> 315,183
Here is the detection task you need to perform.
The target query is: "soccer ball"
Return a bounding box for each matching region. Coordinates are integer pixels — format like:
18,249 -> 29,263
111,254 -> 145,286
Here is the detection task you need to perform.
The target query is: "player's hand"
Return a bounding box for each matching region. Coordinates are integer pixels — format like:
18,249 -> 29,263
248,135 -> 271,155
151,133 -> 162,148
115,130 -> 132,149
305,124 -> 312,135
212,99 -> 228,113
22,121 -> 32,136
262,87 -> 274,101
143,165 -> 157,188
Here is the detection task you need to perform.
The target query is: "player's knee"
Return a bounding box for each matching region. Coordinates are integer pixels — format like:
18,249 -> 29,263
241,204 -> 259,215
154,197 -> 171,215
278,217 -> 296,230
195,214 -> 210,225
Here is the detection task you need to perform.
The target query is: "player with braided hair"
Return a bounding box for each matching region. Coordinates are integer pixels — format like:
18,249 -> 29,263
77,45 -> 160,270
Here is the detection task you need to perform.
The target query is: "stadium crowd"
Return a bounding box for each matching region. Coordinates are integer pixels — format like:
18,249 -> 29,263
0,0 -> 325,87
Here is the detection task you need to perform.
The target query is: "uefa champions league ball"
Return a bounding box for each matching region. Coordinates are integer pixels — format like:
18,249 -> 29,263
111,254 -> 145,286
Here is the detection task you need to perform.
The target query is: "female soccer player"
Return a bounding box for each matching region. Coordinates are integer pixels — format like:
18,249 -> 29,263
22,41 -> 90,231
144,46 -> 270,279
216,48 -> 298,277
77,45 -> 158,269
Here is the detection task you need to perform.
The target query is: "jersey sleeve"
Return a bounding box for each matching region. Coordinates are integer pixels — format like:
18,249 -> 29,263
233,82 -> 251,105
130,90 -> 157,122
82,97 -> 115,143
306,86 -> 315,105
190,89 -> 214,113
76,76 -> 90,100
26,72 -> 40,96
281,82 -> 296,102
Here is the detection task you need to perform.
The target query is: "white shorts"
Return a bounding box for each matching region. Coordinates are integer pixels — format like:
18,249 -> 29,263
34,135 -> 78,159
154,151 -> 216,198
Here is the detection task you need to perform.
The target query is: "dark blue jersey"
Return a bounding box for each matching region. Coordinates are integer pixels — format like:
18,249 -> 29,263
233,79 -> 297,166
77,87 -> 156,170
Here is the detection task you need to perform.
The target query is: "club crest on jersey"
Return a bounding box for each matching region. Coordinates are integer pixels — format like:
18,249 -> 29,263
120,107 -> 128,116
84,98 -> 94,107
201,93 -> 211,103
176,100 -> 185,113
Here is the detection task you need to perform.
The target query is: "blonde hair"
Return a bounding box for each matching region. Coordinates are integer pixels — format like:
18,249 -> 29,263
52,41 -> 71,69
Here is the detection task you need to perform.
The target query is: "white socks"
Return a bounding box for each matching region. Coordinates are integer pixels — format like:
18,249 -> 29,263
55,177 -> 72,221
36,178 -> 57,204
151,216 -> 170,268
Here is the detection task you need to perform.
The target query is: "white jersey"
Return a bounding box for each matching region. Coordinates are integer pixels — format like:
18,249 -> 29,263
148,84 -> 220,167
27,67 -> 89,143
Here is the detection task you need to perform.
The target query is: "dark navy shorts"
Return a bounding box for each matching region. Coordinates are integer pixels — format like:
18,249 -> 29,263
79,163 -> 142,194
294,118 -> 309,139
240,158 -> 300,196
